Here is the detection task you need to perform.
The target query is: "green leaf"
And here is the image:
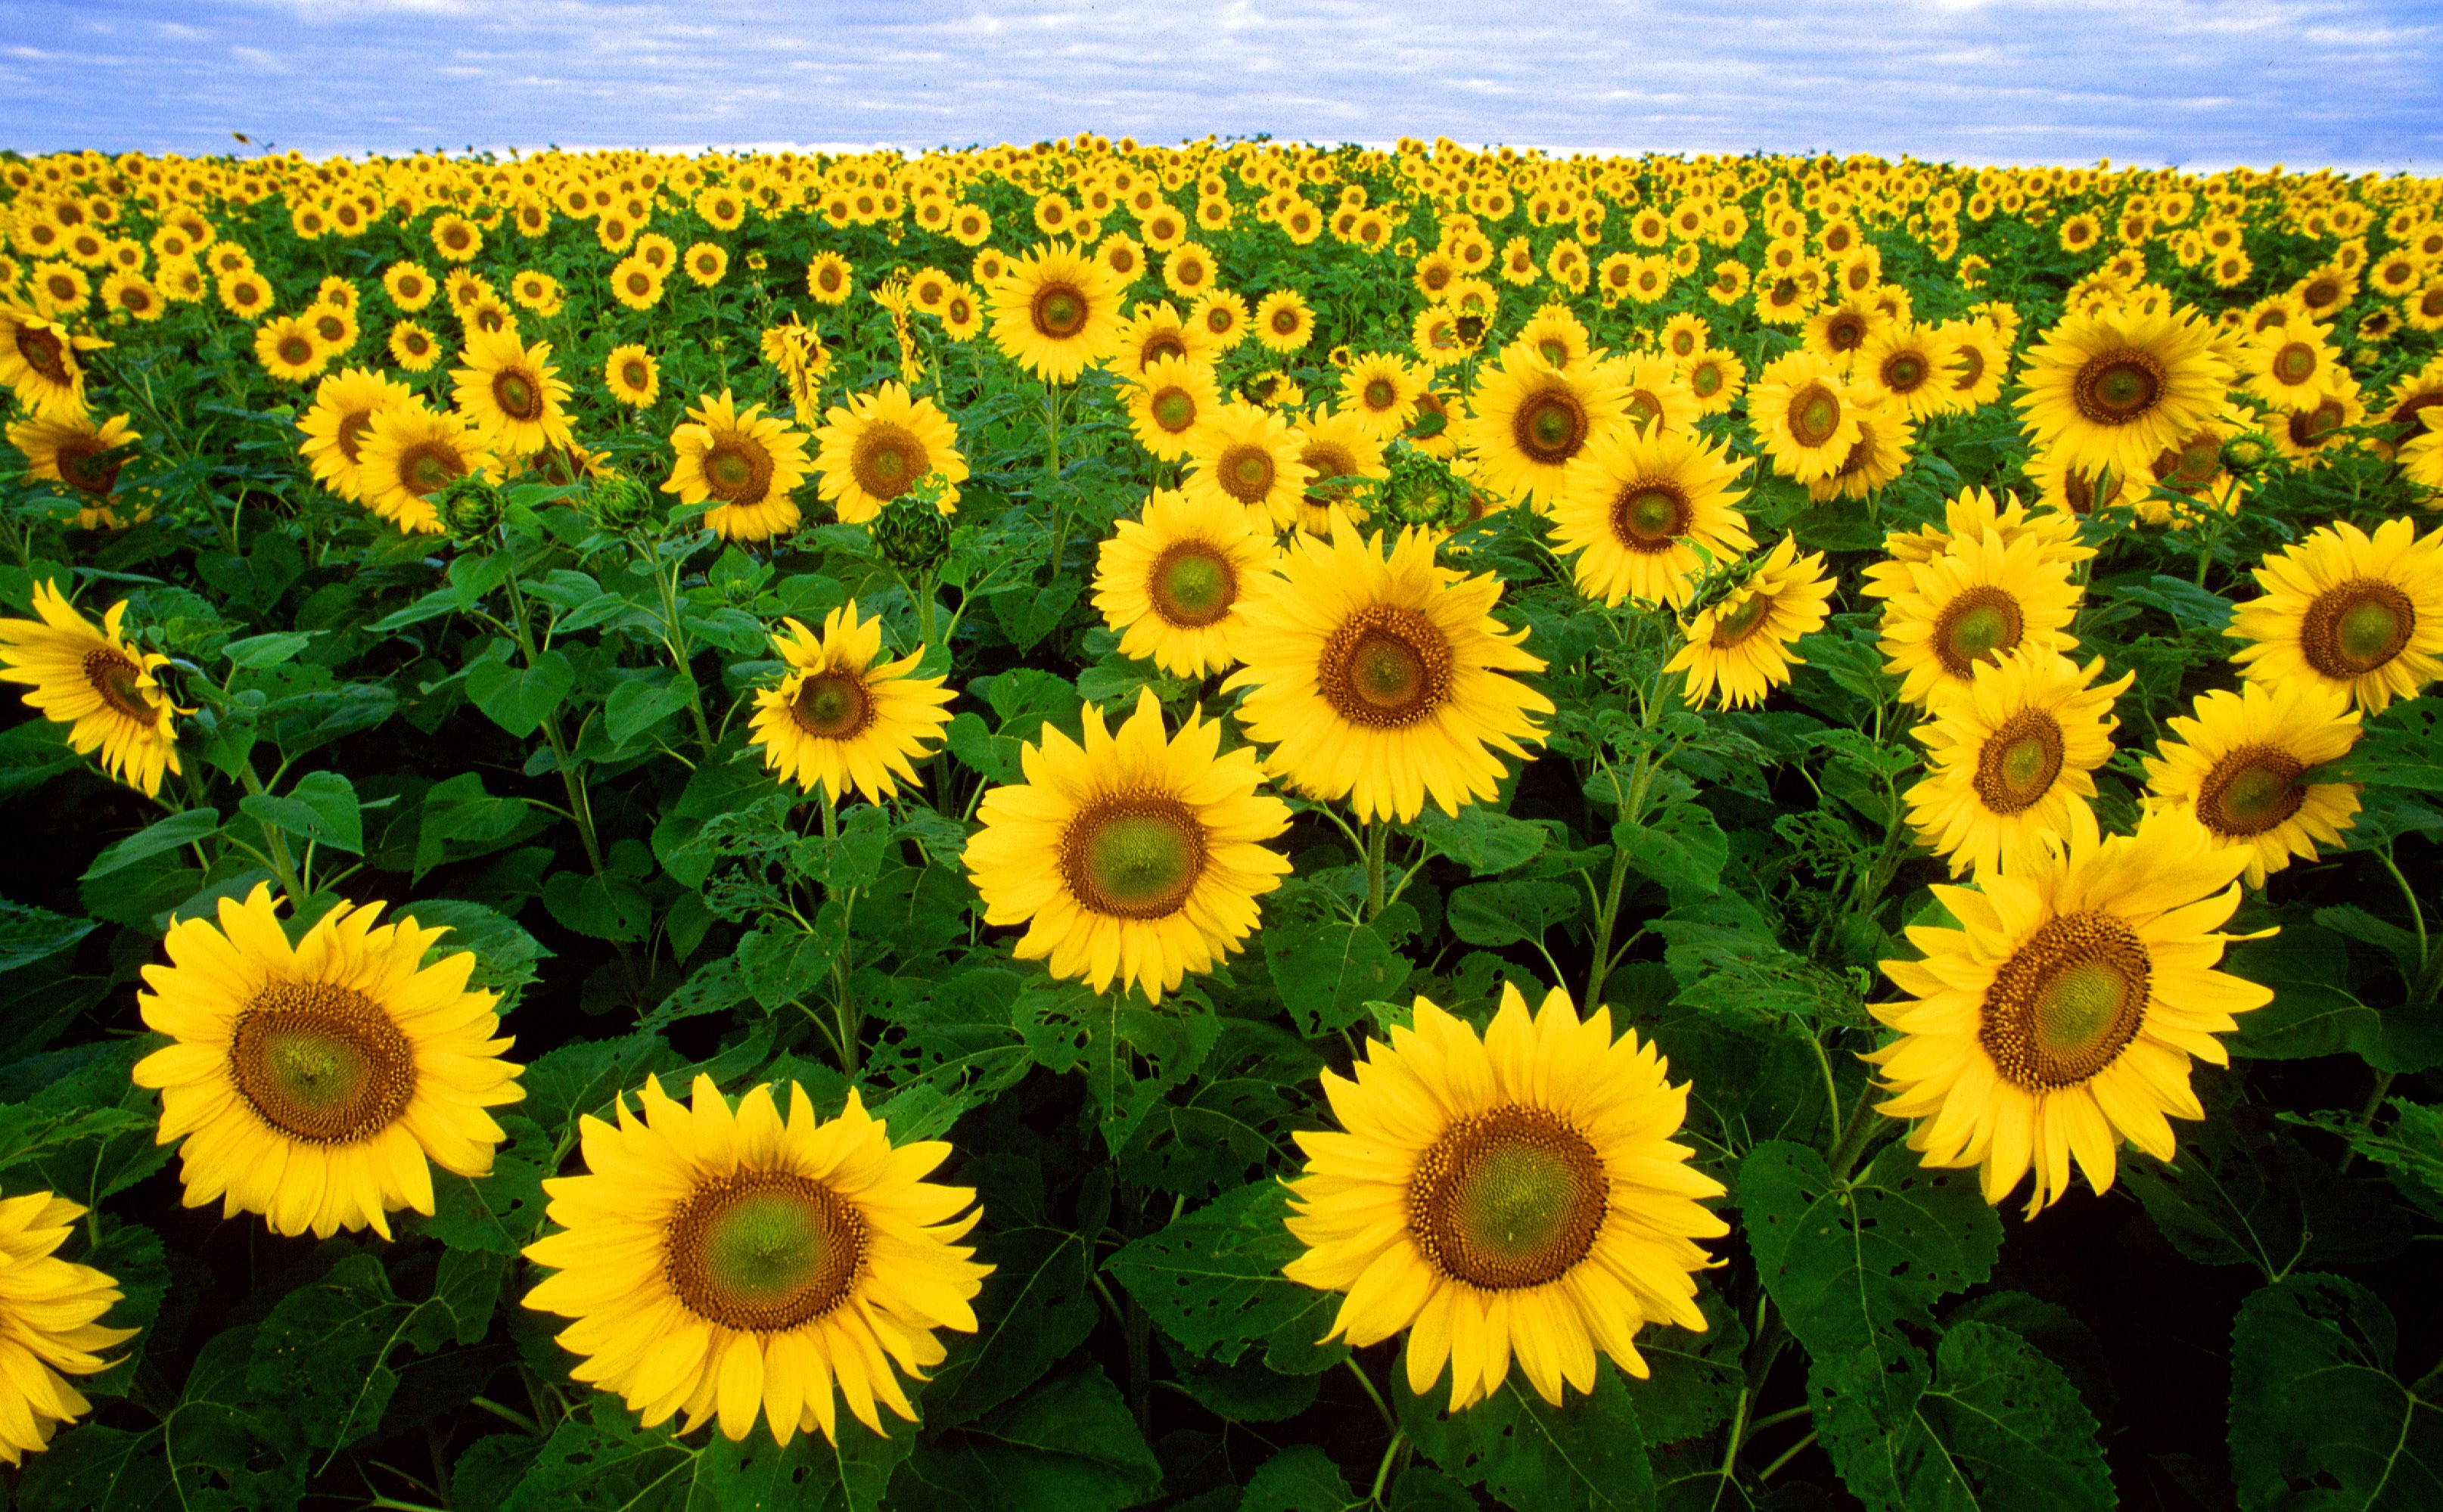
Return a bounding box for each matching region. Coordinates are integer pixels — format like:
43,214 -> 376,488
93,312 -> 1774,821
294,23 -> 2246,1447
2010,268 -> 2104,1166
406,898 -> 549,1009
1626,1290 -> 1748,1447
21,1324 -> 304,1510
79,807 -> 220,880
1408,805 -> 1549,874
2227,923 -> 2443,1073
605,672 -> 698,747
521,1032 -> 671,1135
244,1252 -> 410,1451
1612,803 -> 1727,902
1263,900 -> 1416,1037
988,580 -> 1082,654
409,1113 -> 549,1254
2229,1273 -> 2443,1512
466,648 -> 577,737
1912,1321 -> 2113,1512
222,630 -> 315,668
1397,1357 -> 1657,1512
894,1366 -> 1162,1512
414,771 -> 549,878
1105,1178 -> 1347,1374
542,869 -> 654,942
1239,1445 -> 1357,1512
502,1394 -> 690,1512
238,768 -> 363,854
78,1219 -> 173,1400
1448,878 -> 1580,948
2285,1099 -> 2443,1221
2120,1106 -> 2410,1275
0,896 -> 100,973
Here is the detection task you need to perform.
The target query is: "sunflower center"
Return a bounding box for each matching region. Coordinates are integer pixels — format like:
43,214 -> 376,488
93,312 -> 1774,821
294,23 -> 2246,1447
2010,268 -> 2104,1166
1148,542 -> 1235,626
1953,346 -> 1987,390
1363,377 -> 1396,410
1217,444 -> 1276,503
703,436 -> 775,505
1980,912 -> 2151,1089
2153,435 -> 2222,494
1624,390 -> 1664,430
791,667 -> 872,738
1061,797 -> 1207,919
1972,709 -> 2065,814
1150,387 -> 1196,433
1690,362 -> 1723,399
2300,579 -> 2417,678
278,335 -> 315,366
1933,587 -> 2025,676
228,981 -> 418,1144
1318,604 -> 1454,727
1882,352 -> 1928,393
2289,402 -> 2345,449
1827,313 -> 1866,351
1271,307 -> 1301,335
335,413 -> 374,464
1512,387 -> 1590,464
17,326 -> 69,383
2071,349 -> 2165,425
81,647 -> 157,721
1610,480 -> 1690,553
621,360 -> 650,390
1032,282 -> 1088,338
2271,342 -> 2317,387
851,422 -> 927,501
57,438 -> 121,495
399,442 -> 465,497
1301,442 -> 1358,504
1787,383 -> 1842,447
665,1170 -> 865,1333
1711,591 -> 1774,648
1142,334 -> 1186,365
2197,744 -> 2307,837
493,370 -> 542,421
1409,1105 -> 1608,1291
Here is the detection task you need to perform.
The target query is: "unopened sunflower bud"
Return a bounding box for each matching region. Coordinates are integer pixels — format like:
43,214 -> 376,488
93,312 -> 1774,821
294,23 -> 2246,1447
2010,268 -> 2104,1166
2220,432 -> 2276,476
1380,449 -> 1474,531
436,475 -> 503,540
720,575 -> 761,608
872,488 -> 953,576
586,470 -> 654,530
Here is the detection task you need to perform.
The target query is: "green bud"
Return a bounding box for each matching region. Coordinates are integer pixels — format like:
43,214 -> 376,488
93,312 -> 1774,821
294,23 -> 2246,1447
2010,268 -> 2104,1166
587,470 -> 654,531
1379,447 -> 1474,532
2219,431 -> 2277,475
721,575 -> 761,608
436,475 -> 503,540
871,486 -> 953,576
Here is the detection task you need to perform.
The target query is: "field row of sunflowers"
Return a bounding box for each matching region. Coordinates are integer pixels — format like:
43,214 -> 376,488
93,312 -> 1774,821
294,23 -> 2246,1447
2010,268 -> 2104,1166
0,132 -> 2437,1512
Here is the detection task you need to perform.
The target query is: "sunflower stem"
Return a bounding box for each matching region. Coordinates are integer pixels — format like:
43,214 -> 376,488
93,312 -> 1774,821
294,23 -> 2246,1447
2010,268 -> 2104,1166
1825,1079 -> 1883,1182
1756,1429 -> 1817,1482
1344,1355 -> 1399,1437
1710,1384 -> 1750,1510
1368,1427 -> 1409,1504
1364,819 -> 1391,920
470,1395 -> 543,1436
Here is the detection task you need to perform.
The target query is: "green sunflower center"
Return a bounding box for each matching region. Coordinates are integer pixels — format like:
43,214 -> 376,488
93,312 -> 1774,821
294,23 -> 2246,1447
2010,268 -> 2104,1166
2071,349 -> 2165,425
2199,745 -> 2308,837
1611,481 -> 1690,553
400,442 -> 465,498
493,370 -> 540,421
1979,911 -> 2151,1089
2272,342 -> 2317,387
1787,384 -> 1842,448
1953,345 -> 1987,390
1884,352 -> 1927,392
1217,444 -> 1276,503
1363,378 -> 1396,410
1319,604 -> 1453,727
1062,799 -> 1207,920
228,982 -> 418,1144
1410,1104 -> 1608,1290
702,436 -> 774,505
1033,283 -> 1087,338
665,1171 -> 865,1332
1512,387 -> 1590,464
1711,591 -> 1774,648
1148,543 -> 1235,627
1972,709 -> 2066,815
1690,362 -> 1723,398
1826,313 -> 1867,351
851,423 -> 925,501
2300,579 -> 2417,678
1150,388 -> 1196,433
1933,587 -> 2025,677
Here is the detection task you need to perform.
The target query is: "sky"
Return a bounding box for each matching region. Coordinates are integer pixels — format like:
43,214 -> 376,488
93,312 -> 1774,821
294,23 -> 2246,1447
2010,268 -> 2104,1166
3,1 -> 2441,172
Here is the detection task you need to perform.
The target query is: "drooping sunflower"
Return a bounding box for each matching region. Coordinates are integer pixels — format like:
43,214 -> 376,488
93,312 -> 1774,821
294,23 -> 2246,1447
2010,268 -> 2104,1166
297,368 -> 410,505
1877,527 -> 2086,706
1552,424 -> 1753,608
1224,525 -> 1553,821
748,602 -> 953,804
813,383 -> 967,525
1282,982 -> 1726,1411
1340,352 -> 1423,440
1181,402 -> 1313,531
2143,681 -> 2361,889
0,1188 -> 137,1466
1289,408 -> 1389,536
452,328 -> 573,458
1121,355 -> 1224,463
0,581 -> 182,795
664,390 -> 813,544
1664,533 -> 1835,709
1866,805 -> 2270,1217
356,402 -> 496,536
988,243 -> 1123,382
522,1075 -> 990,1445
8,410 -> 141,523
2225,516 -> 2443,715
964,688 -> 1294,1001
604,343 -> 659,408
1748,350 -> 1862,486
132,883 -> 524,1238
1093,488 -> 1275,676
1457,352 -> 1627,509
2015,303 -> 2233,483
1904,652 -> 2131,879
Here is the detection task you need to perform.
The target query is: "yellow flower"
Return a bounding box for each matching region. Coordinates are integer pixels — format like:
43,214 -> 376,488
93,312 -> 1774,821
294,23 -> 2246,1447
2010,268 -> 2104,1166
987,242 -> 1122,382
1289,408 -> 1389,536
2015,303 -> 2233,483
10,409 -> 141,528
1121,355 -> 1224,463
1459,352 -> 1627,509
1749,350 -> 1861,485
2143,681 -> 2362,888
604,343 -> 659,408
1339,352 -> 1423,440
812,382 -> 966,525
1804,399 -> 1916,504
1093,487 -> 1275,676
132,883 -> 524,1238
522,1075 -> 990,1445
1876,527 -> 2085,706
2226,516 -> 2443,714
1181,402 -> 1313,532
356,402 -> 497,536
1905,652 -> 2132,878
748,603 -> 953,804
1283,983 -> 1726,1410
0,580 -> 182,795
297,367 -> 410,504
965,688 -> 1293,1001
254,315 -> 327,383
2240,322 -> 2345,414
1553,424 -> 1753,607
664,390 -> 812,544
1664,534 -> 1835,709
1112,300 -> 1212,379
1856,322 -> 1965,421
382,260 -> 437,311
1253,288 -> 1315,352
0,1189 -> 137,1465
608,253 -> 666,311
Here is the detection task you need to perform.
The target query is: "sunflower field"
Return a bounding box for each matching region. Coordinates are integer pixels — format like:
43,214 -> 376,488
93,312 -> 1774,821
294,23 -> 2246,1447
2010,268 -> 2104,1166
0,135 -> 2438,1512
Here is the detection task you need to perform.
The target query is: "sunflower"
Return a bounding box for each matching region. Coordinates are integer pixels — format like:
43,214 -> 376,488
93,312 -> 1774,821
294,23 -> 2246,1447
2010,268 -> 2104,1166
0,581 -> 182,795
2015,303 -> 2233,483
357,402 -> 497,536
253,315 -> 326,383
1664,534 -> 1834,709
1511,308 -> 1594,370
303,300 -> 359,358
2226,516 -> 2443,714
1680,347 -> 1745,415
1941,316 -> 2010,408
297,368 -> 409,504
9,410 -> 140,520
452,328 -> 573,458
1866,805 -> 2270,1217
522,1074 -> 990,1445
939,283 -> 986,342
2240,322 -> 2344,414
1553,425 -> 1752,608
813,383 -> 966,525
965,687 -> 1293,1001
988,243 -> 1122,382
1459,353 -> 1626,509
605,343 -> 660,408
1904,652 -> 2131,879
1113,300 -> 1211,378
1857,324 -> 1963,421
1291,408 -> 1389,536
2143,681 -> 2361,889
1093,488 -> 1274,676
1282,982 -> 1725,1410
683,241 -> 729,287
1749,350 -> 1862,485
383,260 -> 436,311
1868,488 -> 2090,603
0,1188 -> 137,1466
1182,402 -> 1313,531
807,251 -> 855,305
1877,527 -> 2086,706
608,254 -> 665,311
132,883 -> 524,1238
1224,525 -> 1552,821
1163,241 -> 1219,300
748,603 -> 953,804
1254,289 -> 1315,353
1341,352 -> 1424,440
664,390 -> 813,544
1806,400 -> 1916,504
1608,353 -> 1699,439
1123,355 -> 1225,463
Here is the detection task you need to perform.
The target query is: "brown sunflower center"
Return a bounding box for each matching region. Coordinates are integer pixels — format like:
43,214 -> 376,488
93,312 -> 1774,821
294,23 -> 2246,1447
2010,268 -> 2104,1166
1826,312 -> 1868,351
1711,591 -> 1775,648
2299,579 -> 2416,678
1363,377 -> 1397,411
1610,480 -> 1691,553
1979,912 -> 2151,1089
1149,387 -> 1197,433
791,669 -> 872,740
1061,796 -> 1207,919
850,422 -> 928,501
2289,400 -> 2345,449
2271,341 -> 2317,387
56,438 -> 121,495
1270,306 -> 1301,335
1204,306 -> 1235,336
1142,333 -> 1186,365
1690,362 -> 1724,399
1933,586 -> 2025,676
335,412 -> 375,464
2152,433 -> 2223,495
2071,349 -> 2165,425
1953,345 -> 1987,391
1882,351 -> 1929,393
620,360 -> 650,391
81,647 -> 156,720
1512,387 -> 1590,464
1972,709 -> 2066,814
1624,389 -> 1664,431
2197,744 -> 2307,837
277,334 -> 315,366
228,981 -> 418,1144
1786,383 -> 1842,448
493,369 -> 542,421
1216,443 -> 1276,503
1148,542 -> 1235,627
1317,604 -> 1453,727
702,436 -> 775,505
1301,442 -> 1358,504
399,442 -> 466,497
1408,1104 -> 1608,1290
665,1170 -> 865,1333
1032,281 -> 1088,338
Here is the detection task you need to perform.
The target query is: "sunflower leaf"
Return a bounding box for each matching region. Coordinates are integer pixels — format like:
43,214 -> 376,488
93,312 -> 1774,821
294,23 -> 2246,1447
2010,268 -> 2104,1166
2228,1273 -> 2443,1512
1104,1178 -> 1345,1373
1396,1360 -> 1657,1512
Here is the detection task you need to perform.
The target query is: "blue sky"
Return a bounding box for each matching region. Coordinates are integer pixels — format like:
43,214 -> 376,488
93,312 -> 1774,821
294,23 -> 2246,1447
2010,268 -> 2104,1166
5,1 -> 2441,170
